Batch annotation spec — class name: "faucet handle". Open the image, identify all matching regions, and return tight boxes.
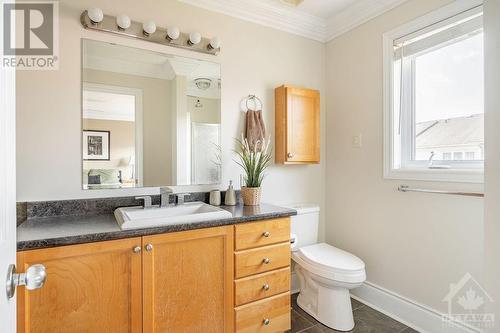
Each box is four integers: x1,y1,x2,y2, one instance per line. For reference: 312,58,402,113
160,186,173,194
176,193,190,205
135,196,152,209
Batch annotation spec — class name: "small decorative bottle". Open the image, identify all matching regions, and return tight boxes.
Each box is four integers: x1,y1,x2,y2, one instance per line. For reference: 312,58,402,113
224,180,236,206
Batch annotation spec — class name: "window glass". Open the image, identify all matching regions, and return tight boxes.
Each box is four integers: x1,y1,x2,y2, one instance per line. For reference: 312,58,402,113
414,33,484,161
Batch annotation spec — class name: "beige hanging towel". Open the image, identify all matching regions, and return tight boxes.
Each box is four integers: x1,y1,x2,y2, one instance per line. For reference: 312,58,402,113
245,110,266,150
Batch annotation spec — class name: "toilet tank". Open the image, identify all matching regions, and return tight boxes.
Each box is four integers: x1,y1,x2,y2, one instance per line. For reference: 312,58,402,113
286,204,320,251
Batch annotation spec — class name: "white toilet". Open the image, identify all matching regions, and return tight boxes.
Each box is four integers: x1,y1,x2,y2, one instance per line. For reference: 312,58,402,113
288,204,366,332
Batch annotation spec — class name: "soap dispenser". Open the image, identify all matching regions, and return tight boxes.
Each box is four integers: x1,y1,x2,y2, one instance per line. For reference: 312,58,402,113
224,180,236,206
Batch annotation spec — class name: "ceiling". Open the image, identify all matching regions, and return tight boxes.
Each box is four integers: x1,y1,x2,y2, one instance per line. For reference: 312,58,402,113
277,0,357,19
178,0,409,42
83,40,221,99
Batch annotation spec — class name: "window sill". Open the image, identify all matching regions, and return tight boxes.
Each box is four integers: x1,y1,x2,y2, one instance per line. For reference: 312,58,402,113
384,167,484,183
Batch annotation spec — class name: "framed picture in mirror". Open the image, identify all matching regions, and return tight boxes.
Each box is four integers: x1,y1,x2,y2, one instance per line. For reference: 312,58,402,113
83,130,110,160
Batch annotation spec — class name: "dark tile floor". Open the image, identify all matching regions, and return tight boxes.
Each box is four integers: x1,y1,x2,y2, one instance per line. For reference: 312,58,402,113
287,293,420,333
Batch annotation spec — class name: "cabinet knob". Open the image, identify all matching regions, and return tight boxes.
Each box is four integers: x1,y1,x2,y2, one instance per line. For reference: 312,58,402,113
145,243,153,252
262,284,270,291
287,152,294,158
262,231,270,238
263,318,270,326
133,246,141,253
262,258,271,264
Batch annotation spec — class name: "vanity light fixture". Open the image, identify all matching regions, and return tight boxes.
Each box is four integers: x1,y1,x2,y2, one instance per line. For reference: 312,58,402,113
166,26,180,42
208,37,221,50
142,21,157,37
194,78,212,90
80,11,220,55
188,32,202,46
87,8,104,25
116,14,131,30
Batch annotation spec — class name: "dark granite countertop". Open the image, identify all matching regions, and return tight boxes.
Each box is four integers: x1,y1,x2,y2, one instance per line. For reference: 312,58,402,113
17,203,297,251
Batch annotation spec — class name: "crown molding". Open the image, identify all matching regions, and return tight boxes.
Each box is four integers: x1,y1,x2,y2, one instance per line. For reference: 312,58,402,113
326,0,410,41
178,0,410,43
178,0,327,42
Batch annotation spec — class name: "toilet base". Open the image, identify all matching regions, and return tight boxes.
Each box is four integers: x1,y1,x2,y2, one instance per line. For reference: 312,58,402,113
295,267,358,332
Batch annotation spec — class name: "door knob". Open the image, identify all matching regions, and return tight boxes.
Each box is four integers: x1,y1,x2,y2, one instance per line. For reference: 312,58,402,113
145,243,154,252
6,264,46,299
133,246,141,253
263,318,270,325
287,152,294,158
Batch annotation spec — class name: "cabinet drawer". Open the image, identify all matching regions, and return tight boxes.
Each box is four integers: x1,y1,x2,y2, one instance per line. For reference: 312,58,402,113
235,292,291,333
235,218,290,250
235,243,290,279
235,267,290,306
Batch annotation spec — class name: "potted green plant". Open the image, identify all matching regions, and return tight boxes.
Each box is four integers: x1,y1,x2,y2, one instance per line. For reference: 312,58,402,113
234,135,272,206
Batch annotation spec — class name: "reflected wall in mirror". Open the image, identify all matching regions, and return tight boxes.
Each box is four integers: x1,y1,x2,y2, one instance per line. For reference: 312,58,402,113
82,39,221,189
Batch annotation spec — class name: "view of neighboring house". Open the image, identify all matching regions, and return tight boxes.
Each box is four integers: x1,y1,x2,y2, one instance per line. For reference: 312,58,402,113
415,114,484,161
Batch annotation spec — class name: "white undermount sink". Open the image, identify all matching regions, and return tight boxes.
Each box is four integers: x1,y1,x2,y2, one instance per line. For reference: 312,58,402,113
114,202,233,230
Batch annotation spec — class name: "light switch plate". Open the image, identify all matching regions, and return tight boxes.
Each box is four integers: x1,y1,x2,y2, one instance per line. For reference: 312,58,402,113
352,134,362,148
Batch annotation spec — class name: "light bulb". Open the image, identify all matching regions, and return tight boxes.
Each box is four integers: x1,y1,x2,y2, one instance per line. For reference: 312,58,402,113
166,26,180,41
208,37,221,50
116,14,131,30
188,32,202,46
87,8,103,24
142,21,156,36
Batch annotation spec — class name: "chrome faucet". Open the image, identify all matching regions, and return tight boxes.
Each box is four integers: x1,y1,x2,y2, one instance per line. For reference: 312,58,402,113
176,193,190,205
160,187,175,207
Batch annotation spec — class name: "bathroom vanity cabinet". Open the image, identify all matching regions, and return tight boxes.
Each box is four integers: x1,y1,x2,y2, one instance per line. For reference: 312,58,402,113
16,218,291,333
275,85,320,164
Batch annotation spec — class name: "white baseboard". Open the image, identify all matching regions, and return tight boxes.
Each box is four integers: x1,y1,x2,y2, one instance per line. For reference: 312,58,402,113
350,281,483,333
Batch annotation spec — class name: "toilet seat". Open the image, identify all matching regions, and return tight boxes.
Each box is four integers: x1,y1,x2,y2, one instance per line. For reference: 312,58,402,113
293,243,366,283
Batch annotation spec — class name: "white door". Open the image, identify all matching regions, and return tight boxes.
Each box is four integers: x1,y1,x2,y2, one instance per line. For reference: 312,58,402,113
484,0,500,331
0,33,17,332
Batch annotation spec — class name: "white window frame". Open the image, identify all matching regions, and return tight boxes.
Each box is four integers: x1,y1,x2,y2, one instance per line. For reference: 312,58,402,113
383,0,484,183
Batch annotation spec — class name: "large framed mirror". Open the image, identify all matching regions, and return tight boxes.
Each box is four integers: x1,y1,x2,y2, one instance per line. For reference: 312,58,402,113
81,39,221,189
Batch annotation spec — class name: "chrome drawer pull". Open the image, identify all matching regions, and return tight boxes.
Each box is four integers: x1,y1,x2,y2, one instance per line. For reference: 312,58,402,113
262,231,270,238
263,258,271,264
263,318,270,325
133,246,141,253
262,284,270,291
145,243,153,252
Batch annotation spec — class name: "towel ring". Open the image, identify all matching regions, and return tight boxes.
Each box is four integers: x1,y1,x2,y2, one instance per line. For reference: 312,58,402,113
245,95,263,111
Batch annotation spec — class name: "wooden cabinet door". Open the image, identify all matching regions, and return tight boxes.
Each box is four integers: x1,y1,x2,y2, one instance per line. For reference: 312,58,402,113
17,238,143,333
286,87,320,163
143,226,234,333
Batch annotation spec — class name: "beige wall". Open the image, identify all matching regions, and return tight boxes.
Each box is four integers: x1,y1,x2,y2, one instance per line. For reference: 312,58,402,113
82,119,135,179
484,0,500,328
16,0,326,236
83,68,172,186
188,96,220,124
325,0,484,313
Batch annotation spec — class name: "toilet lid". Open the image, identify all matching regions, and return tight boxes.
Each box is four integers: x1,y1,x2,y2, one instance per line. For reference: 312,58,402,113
298,243,365,272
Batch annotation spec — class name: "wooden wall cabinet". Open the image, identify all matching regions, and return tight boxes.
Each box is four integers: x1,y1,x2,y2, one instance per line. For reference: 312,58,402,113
17,226,234,333
275,85,320,164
